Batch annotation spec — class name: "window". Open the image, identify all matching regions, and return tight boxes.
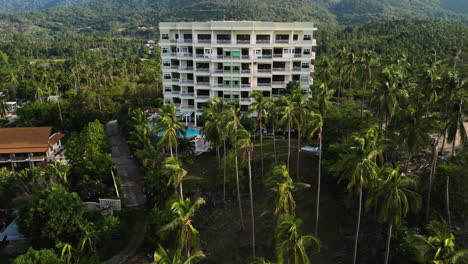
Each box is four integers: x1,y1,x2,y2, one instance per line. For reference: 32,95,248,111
233,80,239,85
233,66,240,71
303,35,311,40
164,99,172,104
300,76,309,82
233,94,239,99
255,49,262,55
163,61,170,66
224,51,232,56
162,34,169,40
224,94,231,99
204,49,212,54
224,80,231,85
164,74,171,79
301,62,309,68
224,66,231,71
303,48,311,55
293,34,298,41
162,48,170,54
232,51,240,57
182,48,188,53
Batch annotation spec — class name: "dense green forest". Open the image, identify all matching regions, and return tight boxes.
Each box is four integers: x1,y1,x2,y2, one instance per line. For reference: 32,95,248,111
0,0,88,12
0,0,467,263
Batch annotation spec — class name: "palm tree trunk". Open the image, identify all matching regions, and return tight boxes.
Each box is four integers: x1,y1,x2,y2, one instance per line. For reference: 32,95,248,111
235,152,245,229
179,182,184,200
451,140,456,158
315,130,322,236
223,138,227,203
426,141,438,223
248,151,256,257
273,123,277,163
446,175,451,228
170,146,173,158
384,219,393,264
287,120,291,169
353,183,363,264
260,118,264,180
361,81,367,118
296,128,301,179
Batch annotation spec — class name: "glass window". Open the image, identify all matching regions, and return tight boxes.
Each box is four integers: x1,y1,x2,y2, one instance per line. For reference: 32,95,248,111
232,51,240,57
224,51,232,56
233,80,239,85
303,35,311,40
293,34,298,41
164,74,171,79
224,66,231,71
162,48,170,53
303,48,311,55
300,76,309,82
162,34,169,39
301,63,309,68
224,80,231,85
163,61,170,66
255,49,262,55
204,49,212,54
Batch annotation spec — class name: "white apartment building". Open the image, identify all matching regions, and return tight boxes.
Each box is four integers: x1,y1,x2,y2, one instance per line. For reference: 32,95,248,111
159,21,317,126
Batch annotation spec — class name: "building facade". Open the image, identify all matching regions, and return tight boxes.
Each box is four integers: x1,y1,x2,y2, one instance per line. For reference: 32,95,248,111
159,21,317,126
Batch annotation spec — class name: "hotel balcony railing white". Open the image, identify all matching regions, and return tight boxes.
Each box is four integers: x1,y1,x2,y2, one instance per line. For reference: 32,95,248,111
180,80,194,84
196,108,204,113
172,91,181,95
172,78,180,82
241,55,251,59
213,69,224,73
256,39,270,44
173,103,182,108
294,54,302,58
180,104,195,109
273,68,286,71
178,53,193,57
196,68,210,72
198,39,212,44
196,95,211,99
257,69,272,73
236,40,251,44
312,52,316,60
273,54,283,58
241,84,251,88
170,39,178,43
196,82,210,86
170,52,177,56
171,65,180,69
180,67,194,71
241,69,251,73
272,81,286,85
258,55,273,59
257,83,271,87
275,39,289,43
195,54,211,58
182,39,193,43
292,67,301,72
240,98,252,102
217,40,232,44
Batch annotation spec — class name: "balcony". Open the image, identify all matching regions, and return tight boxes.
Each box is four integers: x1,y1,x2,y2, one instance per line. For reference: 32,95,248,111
241,84,251,88
180,104,195,109
198,39,212,44
180,80,194,84
257,69,272,73
178,53,193,58
312,39,317,46
196,68,210,72
172,78,180,82
237,40,251,44
196,95,211,99
275,39,289,44
257,83,271,87
273,68,286,71
240,98,252,102
170,39,178,43
259,55,272,59
180,67,193,71
170,53,177,56
195,54,211,59
217,55,224,59
294,54,302,58
172,90,181,95
213,69,224,73
180,93,195,97
171,65,180,70
217,40,232,44
196,82,210,86
241,69,251,74
292,67,301,72
272,81,285,85
273,54,283,58
183,39,193,43
241,55,251,59
256,40,270,44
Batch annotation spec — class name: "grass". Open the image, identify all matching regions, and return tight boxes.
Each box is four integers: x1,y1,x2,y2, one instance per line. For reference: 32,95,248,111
185,139,357,263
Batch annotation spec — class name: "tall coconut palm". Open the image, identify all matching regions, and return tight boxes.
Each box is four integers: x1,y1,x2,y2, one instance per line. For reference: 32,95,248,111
344,51,358,99
238,129,256,257
159,198,206,258
314,82,334,115
265,97,279,163
293,96,307,179
275,215,320,264
250,91,268,179
163,157,188,200
266,164,310,218
366,166,421,264
359,50,378,117
334,125,382,264
303,111,323,236
226,104,245,228
156,104,186,157
335,47,348,103
279,96,297,170
153,244,205,264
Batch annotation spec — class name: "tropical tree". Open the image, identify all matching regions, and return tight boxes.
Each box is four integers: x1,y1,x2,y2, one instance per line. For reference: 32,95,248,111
266,164,310,218
250,90,268,179
153,244,205,264
237,128,256,257
279,96,297,170
78,222,100,253
303,111,323,236
155,103,186,157
333,125,382,264
314,82,334,115
265,97,279,162
366,166,421,264
163,157,188,200
275,215,320,264
359,50,378,116
159,198,206,258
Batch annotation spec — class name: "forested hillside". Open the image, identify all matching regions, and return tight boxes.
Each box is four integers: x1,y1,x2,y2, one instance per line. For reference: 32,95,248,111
0,0,88,12
0,0,466,35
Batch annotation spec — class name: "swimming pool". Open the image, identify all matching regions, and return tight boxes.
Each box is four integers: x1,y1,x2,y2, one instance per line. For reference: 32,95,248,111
157,128,202,138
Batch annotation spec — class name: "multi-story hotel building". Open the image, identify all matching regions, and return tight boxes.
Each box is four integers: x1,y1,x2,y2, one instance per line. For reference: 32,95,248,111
159,21,317,126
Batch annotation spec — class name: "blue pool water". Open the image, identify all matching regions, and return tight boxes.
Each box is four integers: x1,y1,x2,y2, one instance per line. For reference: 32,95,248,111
157,128,202,138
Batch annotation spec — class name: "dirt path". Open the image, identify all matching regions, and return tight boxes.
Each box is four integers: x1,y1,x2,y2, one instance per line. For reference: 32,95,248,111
106,120,146,206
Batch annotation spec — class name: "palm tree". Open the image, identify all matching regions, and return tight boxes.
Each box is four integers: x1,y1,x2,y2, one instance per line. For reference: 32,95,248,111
293,96,307,179
163,157,188,200
155,104,186,157
344,51,358,99
275,215,320,264
366,166,421,264
160,198,206,258
250,91,268,179
265,97,280,162
238,129,256,257
226,103,245,229
314,82,334,115
303,111,323,236
153,244,205,264
335,47,348,103
46,161,70,186
359,50,378,117
334,125,382,264
279,96,297,170
266,164,310,218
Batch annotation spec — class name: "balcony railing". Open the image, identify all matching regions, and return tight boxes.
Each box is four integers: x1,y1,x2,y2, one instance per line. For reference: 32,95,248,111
217,55,224,59
172,91,181,94
180,80,194,84
273,68,286,71
170,39,178,43
170,53,177,56
272,81,285,85
178,53,193,57
196,82,210,86
171,66,180,69
213,69,224,73
273,54,283,58
275,39,289,43
180,104,195,109
241,55,251,59
259,55,272,59
236,40,251,44
198,39,211,44
183,39,193,43
180,67,193,71
241,98,252,102
241,69,251,73
172,78,180,82
195,54,211,59
217,40,231,44
256,39,270,44
197,95,211,99
257,69,272,73
258,83,271,87
196,68,210,72
241,84,251,88
294,54,302,58
292,67,301,71
180,93,195,97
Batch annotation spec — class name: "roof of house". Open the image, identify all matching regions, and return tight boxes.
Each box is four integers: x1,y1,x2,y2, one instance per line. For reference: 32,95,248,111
0,127,65,154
